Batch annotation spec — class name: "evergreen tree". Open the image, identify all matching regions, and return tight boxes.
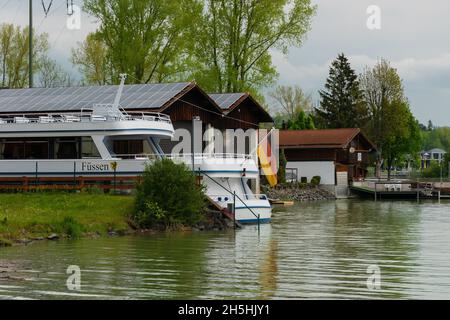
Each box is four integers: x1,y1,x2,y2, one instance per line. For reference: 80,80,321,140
316,53,368,128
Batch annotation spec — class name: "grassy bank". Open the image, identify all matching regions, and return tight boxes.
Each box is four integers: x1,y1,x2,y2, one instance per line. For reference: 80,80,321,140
0,193,135,243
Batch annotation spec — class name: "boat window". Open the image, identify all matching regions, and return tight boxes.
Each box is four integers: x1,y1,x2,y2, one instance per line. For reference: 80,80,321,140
55,138,80,159
81,137,101,159
0,139,49,159
113,140,143,156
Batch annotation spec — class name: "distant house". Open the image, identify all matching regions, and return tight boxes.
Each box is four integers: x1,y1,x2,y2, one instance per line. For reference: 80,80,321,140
420,148,447,168
279,128,377,190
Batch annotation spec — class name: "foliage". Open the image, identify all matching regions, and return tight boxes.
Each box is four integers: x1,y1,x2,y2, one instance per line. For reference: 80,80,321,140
310,176,321,186
57,216,84,239
0,23,49,88
71,33,111,85
133,159,206,229
277,149,287,184
287,110,315,130
80,0,203,84
274,110,315,130
360,59,422,179
420,158,449,179
188,0,316,94
269,85,314,119
421,127,450,152
38,56,72,87
315,53,368,129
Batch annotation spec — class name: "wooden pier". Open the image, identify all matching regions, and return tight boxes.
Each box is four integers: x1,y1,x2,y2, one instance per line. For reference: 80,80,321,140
350,180,445,201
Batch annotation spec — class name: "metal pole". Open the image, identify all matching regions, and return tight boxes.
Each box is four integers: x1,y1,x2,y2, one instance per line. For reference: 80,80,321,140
35,161,38,187
29,0,33,88
114,167,117,194
233,191,236,230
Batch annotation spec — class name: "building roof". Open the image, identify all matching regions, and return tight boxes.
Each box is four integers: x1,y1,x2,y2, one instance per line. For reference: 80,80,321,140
209,92,273,123
0,82,194,113
0,83,273,126
209,93,247,110
279,128,376,150
425,148,447,154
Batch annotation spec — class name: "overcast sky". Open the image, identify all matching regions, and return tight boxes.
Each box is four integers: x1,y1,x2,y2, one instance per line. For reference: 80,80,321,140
1,0,449,125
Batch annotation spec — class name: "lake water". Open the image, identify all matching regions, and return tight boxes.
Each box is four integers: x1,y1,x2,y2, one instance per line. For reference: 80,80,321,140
1,199,450,299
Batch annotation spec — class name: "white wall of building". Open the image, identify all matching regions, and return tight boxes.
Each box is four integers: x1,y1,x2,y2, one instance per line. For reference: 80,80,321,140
286,161,335,185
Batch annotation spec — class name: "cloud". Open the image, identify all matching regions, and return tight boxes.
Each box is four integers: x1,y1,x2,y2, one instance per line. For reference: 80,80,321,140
271,51,450,125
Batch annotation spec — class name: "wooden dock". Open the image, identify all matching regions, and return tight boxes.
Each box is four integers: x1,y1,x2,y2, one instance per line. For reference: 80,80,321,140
269,199,295,206
350,181,444,201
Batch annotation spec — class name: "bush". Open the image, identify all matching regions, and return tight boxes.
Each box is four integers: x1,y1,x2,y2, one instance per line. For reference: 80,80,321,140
300,177,308,183
57,216,84,239
421,162,446,178
310,176,321,186
277,149,287,184
133,158,206,229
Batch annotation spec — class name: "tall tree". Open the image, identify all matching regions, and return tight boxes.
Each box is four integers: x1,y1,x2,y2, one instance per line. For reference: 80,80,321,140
315,53,368,129
38,56,72,88
360,59,422,179
269,85,313,119
71,34,111,85
0,24,49,88
81,0,202,84
189,0,316,94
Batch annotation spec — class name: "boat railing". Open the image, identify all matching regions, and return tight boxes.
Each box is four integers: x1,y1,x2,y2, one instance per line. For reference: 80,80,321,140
0,110,171,125
110,153,252,161
111,153,160,160
209,194,268,201
167,153,253,161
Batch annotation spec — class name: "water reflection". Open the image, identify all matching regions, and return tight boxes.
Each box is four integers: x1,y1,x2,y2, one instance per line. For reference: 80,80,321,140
1,199,450,299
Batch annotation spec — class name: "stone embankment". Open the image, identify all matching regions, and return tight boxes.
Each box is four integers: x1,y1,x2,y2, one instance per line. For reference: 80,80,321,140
265,184,336,202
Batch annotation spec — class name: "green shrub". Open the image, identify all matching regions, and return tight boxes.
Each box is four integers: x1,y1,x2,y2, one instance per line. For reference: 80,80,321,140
311,176,321,186
0,238,12,247
57,216,84,239
421,162,446,178
300,177,308,183
277,149,287,184
133,159,206,229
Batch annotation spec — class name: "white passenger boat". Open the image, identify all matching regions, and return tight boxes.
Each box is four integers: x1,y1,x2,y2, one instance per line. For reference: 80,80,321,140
0,76,271,224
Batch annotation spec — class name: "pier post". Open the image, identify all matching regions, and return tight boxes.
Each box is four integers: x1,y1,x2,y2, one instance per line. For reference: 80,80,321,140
233,191,236,230
257,214,260,235
417,183,420,203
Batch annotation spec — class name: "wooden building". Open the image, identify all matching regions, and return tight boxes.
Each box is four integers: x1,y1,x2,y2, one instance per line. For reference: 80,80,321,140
279,128,377,188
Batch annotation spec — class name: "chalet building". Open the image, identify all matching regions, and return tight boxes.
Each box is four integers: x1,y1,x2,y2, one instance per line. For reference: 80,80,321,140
279,128,377,194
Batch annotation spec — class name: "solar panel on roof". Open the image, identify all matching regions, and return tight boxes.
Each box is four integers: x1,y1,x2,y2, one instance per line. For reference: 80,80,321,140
0,82,192,113
209,93,246,109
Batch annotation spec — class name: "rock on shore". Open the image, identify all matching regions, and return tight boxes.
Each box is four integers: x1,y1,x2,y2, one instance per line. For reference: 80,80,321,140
265,184,336,202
